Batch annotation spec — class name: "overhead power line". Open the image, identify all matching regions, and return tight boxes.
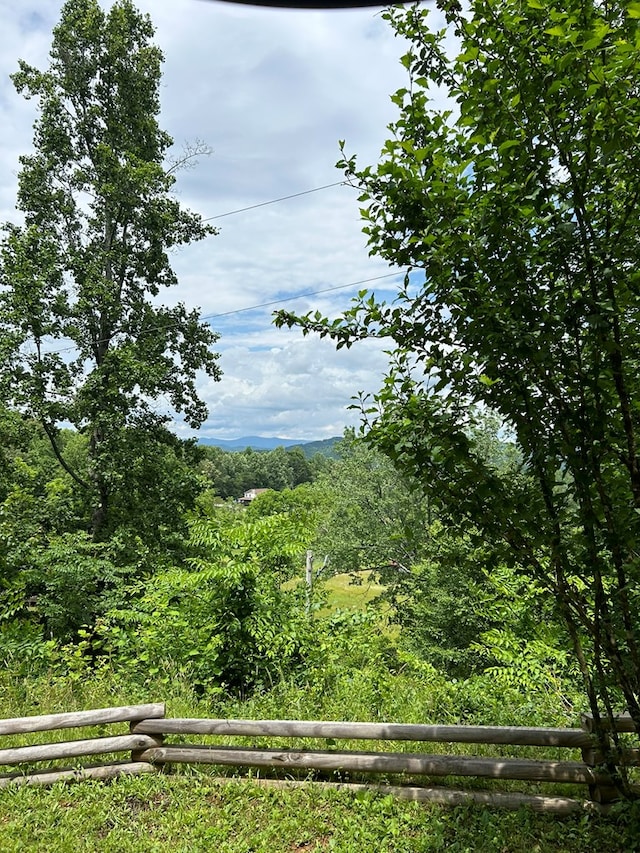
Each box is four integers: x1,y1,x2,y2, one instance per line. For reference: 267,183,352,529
205,271,401,320
43,270,404,356
29,180,398,355
203,180,349,221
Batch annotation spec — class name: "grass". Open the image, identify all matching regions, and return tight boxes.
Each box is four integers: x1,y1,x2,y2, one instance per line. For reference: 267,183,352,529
284,570,385,613
0,773,635,853
315,571,387,615
0,667,636,852
0,606,637,851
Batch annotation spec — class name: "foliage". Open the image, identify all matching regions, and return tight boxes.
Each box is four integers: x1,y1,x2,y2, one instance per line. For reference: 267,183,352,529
393,527,498,678
243,483,329,584
92,507,316,695
0,619,61,681
310,432,430,576
95,428,206,549
276,0,640,794
5,533,128,639
384,416,557,679
0,414,200,659
0,0,220,539
0,529,161,662
473,563,574,699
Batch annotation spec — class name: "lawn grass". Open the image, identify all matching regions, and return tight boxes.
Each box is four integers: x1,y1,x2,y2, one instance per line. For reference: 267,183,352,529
0,668,634,852
0,772,633,853
0,609,636,852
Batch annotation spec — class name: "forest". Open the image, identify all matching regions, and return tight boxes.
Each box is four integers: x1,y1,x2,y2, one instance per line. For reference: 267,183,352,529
1,0,640,849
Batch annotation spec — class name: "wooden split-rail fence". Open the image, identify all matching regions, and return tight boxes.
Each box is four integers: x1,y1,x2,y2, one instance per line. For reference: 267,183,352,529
0,703,637,814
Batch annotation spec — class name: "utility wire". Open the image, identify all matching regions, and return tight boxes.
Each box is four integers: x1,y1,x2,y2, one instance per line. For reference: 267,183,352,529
203,180,349,221
206,271,400,319
42,270,404,356
4,179,349,235
31,179,389,355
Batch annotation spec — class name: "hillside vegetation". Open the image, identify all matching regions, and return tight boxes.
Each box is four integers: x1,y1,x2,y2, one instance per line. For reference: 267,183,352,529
0,417,635,849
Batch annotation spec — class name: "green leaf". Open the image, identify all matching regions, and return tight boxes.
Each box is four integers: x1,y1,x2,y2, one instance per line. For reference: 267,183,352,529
478,374,499,387
498,139,520,154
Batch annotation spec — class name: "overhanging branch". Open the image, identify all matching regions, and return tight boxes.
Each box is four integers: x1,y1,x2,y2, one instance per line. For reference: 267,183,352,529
40,418,91,492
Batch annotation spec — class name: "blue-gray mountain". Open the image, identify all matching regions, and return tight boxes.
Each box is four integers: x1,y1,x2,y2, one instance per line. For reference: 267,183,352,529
198,436,340,456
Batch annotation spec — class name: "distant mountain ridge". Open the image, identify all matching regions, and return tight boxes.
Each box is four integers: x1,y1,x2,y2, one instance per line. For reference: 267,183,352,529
290,437,341,458
198,436,340,456
198,435,303,451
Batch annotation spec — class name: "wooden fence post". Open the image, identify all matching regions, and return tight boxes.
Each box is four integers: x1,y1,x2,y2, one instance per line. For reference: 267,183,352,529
580,718,619,804
305,550,313,616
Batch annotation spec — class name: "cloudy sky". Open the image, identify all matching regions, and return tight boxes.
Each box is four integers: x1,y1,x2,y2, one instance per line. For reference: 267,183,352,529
0,0,442,442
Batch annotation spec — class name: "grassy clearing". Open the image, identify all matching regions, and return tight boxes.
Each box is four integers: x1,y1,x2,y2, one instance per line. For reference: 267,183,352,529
0,668,633,852
316,571,387,615
0,773,633,853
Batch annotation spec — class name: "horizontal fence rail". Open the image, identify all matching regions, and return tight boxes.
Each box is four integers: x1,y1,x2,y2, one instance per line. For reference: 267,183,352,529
582,713,637,733
0,704,166,791
132,718,595,748
136,744,610,785
237,777,595,815
0,703,165,736
0,761,158,790
0,734,161,766
1,703,637,814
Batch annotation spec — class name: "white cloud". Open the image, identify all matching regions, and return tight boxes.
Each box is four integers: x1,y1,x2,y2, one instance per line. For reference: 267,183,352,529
176,332,391,441
0,0,428,441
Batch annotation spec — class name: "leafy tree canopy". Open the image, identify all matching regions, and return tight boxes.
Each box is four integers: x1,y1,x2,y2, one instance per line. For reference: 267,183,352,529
309,431,431,576
201,445,315,500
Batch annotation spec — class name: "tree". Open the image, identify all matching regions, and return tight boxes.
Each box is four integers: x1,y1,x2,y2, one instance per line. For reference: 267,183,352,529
310,432,430,576
0,0,220,539
277,0,640,795
95,504,315,695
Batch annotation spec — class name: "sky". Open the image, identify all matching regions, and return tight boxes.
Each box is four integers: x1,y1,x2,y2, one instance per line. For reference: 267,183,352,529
0,0,443,442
